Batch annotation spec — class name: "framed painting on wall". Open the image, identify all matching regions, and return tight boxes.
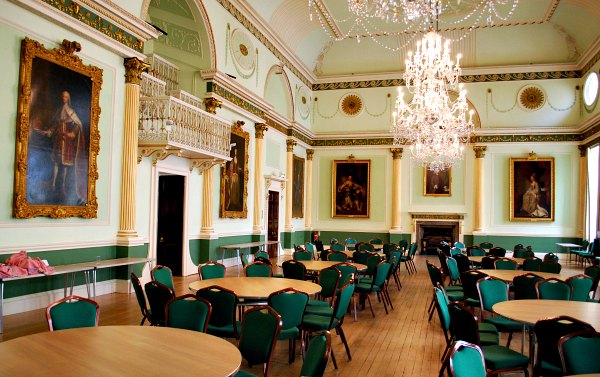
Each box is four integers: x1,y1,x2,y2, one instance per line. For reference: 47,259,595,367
332,156,370,218
292,155,304,218
510,154,554,222
220,121,249,218
423,168,452,196
13,38,102,219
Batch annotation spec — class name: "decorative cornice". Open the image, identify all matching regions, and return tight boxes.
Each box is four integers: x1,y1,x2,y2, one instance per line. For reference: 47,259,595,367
411,213,465,220
207,82,265,119
124,57,150,85
390,148,403,159
472,146,487,159
311,138,393,147
470,134,582,143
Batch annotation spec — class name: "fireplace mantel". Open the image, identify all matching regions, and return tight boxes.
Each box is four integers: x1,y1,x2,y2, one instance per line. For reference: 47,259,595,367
410,213,465,220
410,213,465,252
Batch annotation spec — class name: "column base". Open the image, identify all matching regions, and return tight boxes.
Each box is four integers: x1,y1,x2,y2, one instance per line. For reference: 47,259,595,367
116,235,146,247
199,230,219,240
284,225,294,232
389,227,404,233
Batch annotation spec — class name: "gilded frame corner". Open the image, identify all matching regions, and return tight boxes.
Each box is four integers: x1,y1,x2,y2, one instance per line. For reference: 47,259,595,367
220,122,249,218
509,157,555,222
13,38,102,219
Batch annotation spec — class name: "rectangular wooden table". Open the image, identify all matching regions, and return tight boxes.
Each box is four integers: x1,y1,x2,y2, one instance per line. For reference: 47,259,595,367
220,241,280,264
556,242,582,262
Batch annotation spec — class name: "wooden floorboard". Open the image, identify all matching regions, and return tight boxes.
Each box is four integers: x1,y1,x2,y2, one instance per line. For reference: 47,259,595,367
0,254,588,376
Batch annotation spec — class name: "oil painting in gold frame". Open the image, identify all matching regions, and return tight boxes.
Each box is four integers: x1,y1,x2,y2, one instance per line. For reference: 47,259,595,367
332,157,370,218
220,122,249,218
13,38,102,219
292,155,304,218
423,168,452,196
510,155,554,222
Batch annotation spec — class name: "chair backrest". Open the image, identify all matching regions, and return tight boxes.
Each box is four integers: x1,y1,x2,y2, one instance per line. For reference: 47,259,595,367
534,315,594,375
130,272,150,324
365,254,383,277
450,247,463,256
426,261,445,288
151,265,174,291
352,250,369,265
369,238,383,245
559,330,600,375
144,280,175,326
255,251,269,260
513,248,527,258
460,270,488,301
489,247,506,257
536,278,572,300
522,257,542,271
331,243,346,252
448,341,487,377
281,259,306,280
372,261,391,288
327,251,348,262
333,263,357,286
454,242,466,249
480,256,497,269
46,295,99,331
408,242,418,258
494,257,518,270
448,303,480,346
382,243,397,257
479,242,493,249
304,242,315,253
319,249,331,262
294,250,314,261
268,288,308,331
244,261,273,277
333,282,355,323
433,286,451,333
469,247,486,257
476,276,509,313
437,250,451,277
512,273,543,300
389,250,403,273
254,256,272,265
195,285,239,338
584,265,600,296
543,252,559,262
453,254,471,274
358,243,374,252
300,331,332,377
166,294,212,332
317,267,341,301
567,274,594,302
344,238,357,251
446,257,461,283
238,306,282,377
198,261,226,280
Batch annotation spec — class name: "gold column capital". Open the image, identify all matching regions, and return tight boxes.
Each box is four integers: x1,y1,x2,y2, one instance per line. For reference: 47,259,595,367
306,149,314,160
578,145,587,157
123,57,150,85
286,139,296,152
390,148,404,159
204,98,222,114
255,123,268,139
473,145,487,159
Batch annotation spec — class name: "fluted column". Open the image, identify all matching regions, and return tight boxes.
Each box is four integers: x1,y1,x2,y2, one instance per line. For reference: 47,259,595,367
117,58,149,242
473,146,487,232
304,150,314,230
390,148,403,231
285,140,296,232
253,124,268,232
201,166,215,234
578,146,587,237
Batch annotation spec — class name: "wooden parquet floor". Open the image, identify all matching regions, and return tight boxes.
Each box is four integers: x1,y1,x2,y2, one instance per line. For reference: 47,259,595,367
0,255,587,376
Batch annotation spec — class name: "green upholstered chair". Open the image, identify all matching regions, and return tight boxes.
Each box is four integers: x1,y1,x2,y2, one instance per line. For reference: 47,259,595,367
450,247,463,256
584,265,600,299
301,281,355,370
240,253,250,267
480,256,497,269
268,288,308,364
382,243,397,258
401,242,418,274
454,242,466,249
479,242,494,250
533,315,594,377
330,243,345,252
536,278,572,300
512,273,543,300
426,261,464,321
304,243,317,259
476,277,522,348
388,250,403,290
198,261,226,280
46,295,99,331
255,251,269,260
166,294,212,333
144,280,175,327
559,330,600,375
469,247,486,257
513,248,527,258
293,250,313,261
447,303,529,377
453,254,471,274
448,341,487,377
540,260,562,273
489,247,506,258
327,251,348,262
446,257,461,286
299,331,331,377
352,250,369,265
195,285,241,340
369,238,383,247
344,238,357,251
281,259,306,281
305,267,340,312
355,261,392,317
151,265,175,292
397,239,409,252
244,261,273,277
566,274,594,302
523,257,542,271
493,258,518,270
358,243,374,252
235,306,282,377
130,272,153,326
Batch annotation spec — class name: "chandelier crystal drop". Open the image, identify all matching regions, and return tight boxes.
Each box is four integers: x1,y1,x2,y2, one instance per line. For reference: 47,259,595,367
392,30,474,172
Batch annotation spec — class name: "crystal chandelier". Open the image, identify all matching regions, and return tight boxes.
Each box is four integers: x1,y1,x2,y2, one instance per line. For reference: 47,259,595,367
347,0,440,25
392,29,474,172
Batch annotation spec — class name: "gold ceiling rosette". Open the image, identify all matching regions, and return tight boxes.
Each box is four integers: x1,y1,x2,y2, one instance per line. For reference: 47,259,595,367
518,85,546,111
340,93,363,116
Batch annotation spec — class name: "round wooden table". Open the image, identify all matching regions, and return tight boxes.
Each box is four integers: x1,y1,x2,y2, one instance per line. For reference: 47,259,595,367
0,326,241,376
469,256,526,265
476,269,573,282
188,277,321,299
493,300,600,330
289,260,367,273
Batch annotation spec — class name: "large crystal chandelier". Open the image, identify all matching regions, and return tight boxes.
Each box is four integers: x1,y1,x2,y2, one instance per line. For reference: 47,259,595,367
347,0,440,25
392,29,474,172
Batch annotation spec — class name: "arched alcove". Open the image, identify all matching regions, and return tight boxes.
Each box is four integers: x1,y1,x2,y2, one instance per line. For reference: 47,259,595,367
264,65,293,120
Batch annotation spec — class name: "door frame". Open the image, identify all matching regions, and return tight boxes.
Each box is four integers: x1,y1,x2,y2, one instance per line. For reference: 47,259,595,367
264,176,285,256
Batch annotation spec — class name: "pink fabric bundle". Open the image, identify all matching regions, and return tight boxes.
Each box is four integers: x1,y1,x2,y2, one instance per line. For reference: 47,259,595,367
0,264,28,278
3,251,55,275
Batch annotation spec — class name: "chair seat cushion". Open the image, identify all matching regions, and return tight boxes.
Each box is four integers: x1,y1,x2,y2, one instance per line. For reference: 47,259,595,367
484,316,523,331
446,290,465,301
481,345,529,370
234,370,257,377
278,326,300,340
302,314,337,331
306,299,330,307
478,322,499,334
480,331,500,346
538,360,563,376
355,283,381,293
304,306,334,316
207,321,241,338
272,273,284,278
446,286,463,291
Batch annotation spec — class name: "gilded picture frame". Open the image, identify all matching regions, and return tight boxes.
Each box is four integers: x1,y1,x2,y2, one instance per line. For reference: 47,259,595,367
292,155,304,218
510,155,554,222
332,158,370,218
220,122,249,218
423,168,452,196
13,38,102,219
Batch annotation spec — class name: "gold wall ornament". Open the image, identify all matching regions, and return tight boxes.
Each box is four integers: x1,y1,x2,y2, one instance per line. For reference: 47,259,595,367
204,97,222,114
13,38,102,219
124,57,150,85
390,148,404,159
527,151,538,160
518,85,546,111
340,93,363,116
220,122,249,218
473,146,487,159
306,149,314,160
286,139,296,152
254,123,268,139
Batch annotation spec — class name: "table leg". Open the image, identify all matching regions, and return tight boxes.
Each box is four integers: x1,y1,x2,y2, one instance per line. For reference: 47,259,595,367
63,275,68,297
69,273,75,296
0,282,4,333
92,268,97,300
84,271,91,298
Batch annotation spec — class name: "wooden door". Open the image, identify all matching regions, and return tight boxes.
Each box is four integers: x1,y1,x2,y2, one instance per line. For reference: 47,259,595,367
267,191,279,257
156,175,184,276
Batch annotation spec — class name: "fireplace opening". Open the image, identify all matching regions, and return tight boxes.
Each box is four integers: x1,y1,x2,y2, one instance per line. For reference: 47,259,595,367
416,221,459,255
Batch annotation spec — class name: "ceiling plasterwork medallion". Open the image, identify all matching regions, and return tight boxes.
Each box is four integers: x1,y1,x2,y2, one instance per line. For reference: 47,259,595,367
518,85,546,111
296,86,311,120
230,28,256,76
340,93,363,117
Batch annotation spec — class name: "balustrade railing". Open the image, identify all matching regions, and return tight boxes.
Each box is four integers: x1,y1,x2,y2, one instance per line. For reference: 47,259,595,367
140,72,167,97
146,54,179,92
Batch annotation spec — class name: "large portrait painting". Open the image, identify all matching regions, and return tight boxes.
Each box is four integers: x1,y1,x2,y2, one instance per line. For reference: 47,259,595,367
424,168,452,196
220,121,249,218
510,155,554,222
332,157,370,218
13,38,102,219
292,155,304,218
